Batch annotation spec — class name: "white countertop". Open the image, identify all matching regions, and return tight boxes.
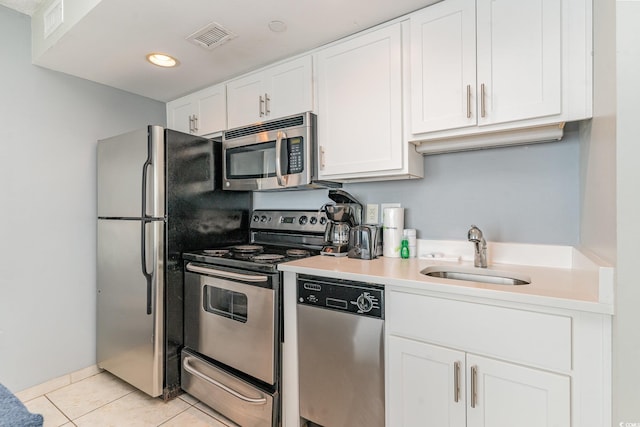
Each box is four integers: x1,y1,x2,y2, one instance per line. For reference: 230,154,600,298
279,240,614,314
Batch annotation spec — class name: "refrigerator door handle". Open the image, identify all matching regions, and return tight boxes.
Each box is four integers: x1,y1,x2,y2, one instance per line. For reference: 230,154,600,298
141,139,153,315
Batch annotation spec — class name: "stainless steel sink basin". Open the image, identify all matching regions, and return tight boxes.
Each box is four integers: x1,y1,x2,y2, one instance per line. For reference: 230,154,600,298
420,266,531,286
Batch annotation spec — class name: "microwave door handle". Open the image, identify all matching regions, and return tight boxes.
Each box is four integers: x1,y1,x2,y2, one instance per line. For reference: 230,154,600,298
275,131,285,187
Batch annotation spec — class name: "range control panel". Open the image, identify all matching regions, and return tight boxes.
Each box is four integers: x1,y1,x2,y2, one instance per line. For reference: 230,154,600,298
297,275,384,319
251,210,328,234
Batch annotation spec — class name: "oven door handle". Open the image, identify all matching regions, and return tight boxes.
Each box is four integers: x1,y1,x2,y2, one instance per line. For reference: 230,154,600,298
183,356,268,405
186,263,269,283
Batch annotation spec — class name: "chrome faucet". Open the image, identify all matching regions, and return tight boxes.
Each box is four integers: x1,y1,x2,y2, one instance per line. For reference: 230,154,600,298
467,225,487,268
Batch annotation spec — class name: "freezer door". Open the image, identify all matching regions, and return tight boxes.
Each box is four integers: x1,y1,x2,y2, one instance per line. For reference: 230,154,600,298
97,126,165,218
97,218,164,397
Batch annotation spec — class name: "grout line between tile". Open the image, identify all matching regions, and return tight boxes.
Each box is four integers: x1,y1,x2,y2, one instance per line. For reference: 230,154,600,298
192,404,234,427
43,395,72,426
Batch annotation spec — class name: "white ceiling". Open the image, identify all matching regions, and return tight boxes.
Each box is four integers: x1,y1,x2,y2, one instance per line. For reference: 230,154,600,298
1,0,438,102
0,0,42,15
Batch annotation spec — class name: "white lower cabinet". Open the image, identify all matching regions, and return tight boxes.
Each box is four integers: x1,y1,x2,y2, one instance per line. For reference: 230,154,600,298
388,336,466,426
466,353,570,427
388,337,570,427
386,289,609,427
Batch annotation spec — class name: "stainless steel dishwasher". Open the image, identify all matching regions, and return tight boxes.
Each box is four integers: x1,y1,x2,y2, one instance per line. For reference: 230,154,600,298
297,275,384,427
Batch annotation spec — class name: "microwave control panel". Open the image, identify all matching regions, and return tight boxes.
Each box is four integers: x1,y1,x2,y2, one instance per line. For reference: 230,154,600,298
288,137,304,174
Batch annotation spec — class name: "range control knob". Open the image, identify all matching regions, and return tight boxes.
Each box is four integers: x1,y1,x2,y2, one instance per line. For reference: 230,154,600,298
261,215,268,223
355,292,376,313
253,215,260,222
299,215,308,225
309,216,318,225
319,217,328,225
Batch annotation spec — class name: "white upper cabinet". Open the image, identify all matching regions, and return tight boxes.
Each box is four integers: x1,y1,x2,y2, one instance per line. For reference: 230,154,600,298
167,97,194,135
410,0,592,152
476,0,561,126
226,56,313,129
166,84,226,136
410,0,477,133
316,22,423,182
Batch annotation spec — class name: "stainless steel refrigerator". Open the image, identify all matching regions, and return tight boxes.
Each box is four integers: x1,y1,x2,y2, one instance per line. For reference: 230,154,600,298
97,126,251,398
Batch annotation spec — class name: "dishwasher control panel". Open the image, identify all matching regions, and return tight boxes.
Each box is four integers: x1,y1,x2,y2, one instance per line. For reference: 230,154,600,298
297,275,384,318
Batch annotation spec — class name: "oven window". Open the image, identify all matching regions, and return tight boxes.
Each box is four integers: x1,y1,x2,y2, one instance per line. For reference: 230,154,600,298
203,286,248,323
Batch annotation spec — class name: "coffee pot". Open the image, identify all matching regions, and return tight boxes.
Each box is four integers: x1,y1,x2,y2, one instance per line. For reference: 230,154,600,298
321,190,363,256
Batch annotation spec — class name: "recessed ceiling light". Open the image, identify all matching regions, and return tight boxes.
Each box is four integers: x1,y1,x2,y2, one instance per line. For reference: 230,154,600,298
146,53,179,68
268,20,287,33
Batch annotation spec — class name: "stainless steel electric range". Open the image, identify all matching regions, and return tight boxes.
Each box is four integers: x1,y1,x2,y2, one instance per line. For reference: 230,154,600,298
181,209,327,427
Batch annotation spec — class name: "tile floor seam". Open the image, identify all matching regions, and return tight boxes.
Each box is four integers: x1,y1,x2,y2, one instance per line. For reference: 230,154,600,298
24,372,230,426
156,405,193,427
191,405,232,426
66,388,137,423
43,394,72,426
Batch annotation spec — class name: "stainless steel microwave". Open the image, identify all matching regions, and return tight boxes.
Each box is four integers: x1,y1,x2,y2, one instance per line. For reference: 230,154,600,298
222,112,340,191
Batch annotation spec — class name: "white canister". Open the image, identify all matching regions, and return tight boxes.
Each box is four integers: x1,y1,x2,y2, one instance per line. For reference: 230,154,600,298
383,207,404,257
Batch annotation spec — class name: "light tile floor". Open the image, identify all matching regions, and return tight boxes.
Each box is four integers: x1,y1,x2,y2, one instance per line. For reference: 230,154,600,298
19,371,237,427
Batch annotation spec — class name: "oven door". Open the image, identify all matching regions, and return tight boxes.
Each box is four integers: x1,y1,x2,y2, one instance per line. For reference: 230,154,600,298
184,262,278,385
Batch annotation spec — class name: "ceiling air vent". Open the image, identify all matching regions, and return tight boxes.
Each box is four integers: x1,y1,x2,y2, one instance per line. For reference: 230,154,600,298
186,22,236,50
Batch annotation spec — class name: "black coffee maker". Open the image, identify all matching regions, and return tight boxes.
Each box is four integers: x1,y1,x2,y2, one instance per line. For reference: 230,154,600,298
321,190,363,256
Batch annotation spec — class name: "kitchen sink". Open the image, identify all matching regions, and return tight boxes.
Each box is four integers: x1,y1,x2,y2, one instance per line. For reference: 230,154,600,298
420,266,531,286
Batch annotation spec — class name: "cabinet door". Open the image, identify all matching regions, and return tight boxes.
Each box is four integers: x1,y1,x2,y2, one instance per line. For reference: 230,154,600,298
195,84,226,135
166,96,195,134
266,56,313,120
410,0,476,133
476,0,561,126
466,354,570,427
317,23,403,179
226,71,264,129
388,336,466,427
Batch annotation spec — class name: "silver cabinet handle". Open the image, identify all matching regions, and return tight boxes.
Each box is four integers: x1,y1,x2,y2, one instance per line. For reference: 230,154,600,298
193,115,198,133
183,356,268,405
480,83,486,118
454,361,461,402
259,95,265,117
275,130,286,186
466,85,471,119
186,262,268,282
470,365,478,408
188,115,193,133
264,93,270,115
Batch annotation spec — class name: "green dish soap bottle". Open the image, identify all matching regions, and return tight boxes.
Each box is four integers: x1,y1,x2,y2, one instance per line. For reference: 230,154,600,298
400,238,410,259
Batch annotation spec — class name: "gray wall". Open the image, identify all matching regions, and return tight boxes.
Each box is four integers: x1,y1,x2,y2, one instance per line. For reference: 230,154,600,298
0,6,165,391
255,131,580,246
